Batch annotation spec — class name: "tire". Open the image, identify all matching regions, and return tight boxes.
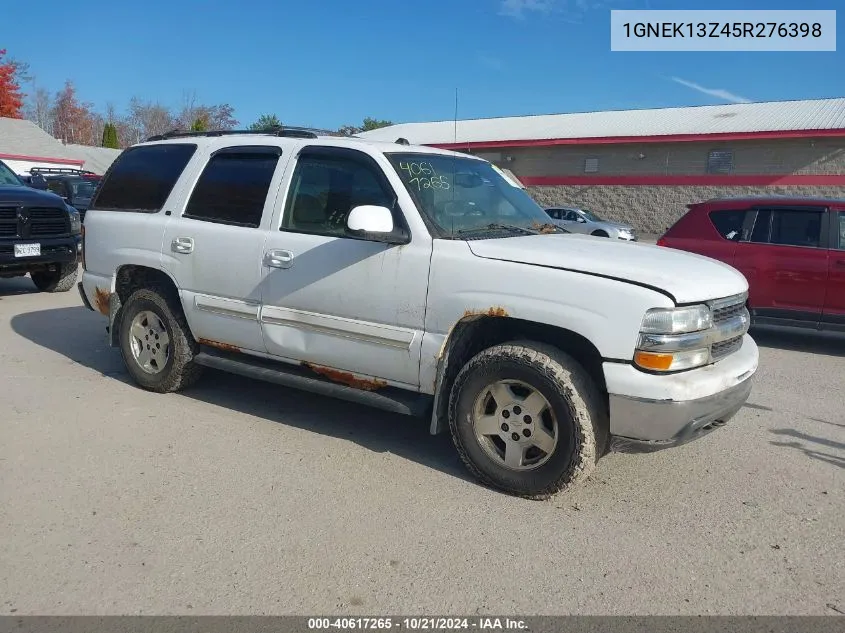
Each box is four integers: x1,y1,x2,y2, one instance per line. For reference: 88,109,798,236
118,286,203,393
448,341,607,499
591,230,609,238
31,263,78,293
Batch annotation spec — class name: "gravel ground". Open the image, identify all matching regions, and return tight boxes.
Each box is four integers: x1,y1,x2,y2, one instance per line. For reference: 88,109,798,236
1,273,843,616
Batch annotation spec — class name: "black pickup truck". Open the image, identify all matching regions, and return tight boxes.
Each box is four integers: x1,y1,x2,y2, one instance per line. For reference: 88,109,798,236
0,158,82,292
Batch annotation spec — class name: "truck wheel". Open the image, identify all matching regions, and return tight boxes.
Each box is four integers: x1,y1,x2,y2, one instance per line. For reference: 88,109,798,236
118,287,203,393
31,264,78,293
448,341,607,499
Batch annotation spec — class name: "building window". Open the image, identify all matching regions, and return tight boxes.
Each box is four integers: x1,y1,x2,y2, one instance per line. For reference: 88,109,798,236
584,157,599,173
707,150,734,174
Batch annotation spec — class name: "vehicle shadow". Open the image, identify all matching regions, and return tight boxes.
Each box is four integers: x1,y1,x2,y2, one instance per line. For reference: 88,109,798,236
0,276,38,297
769,428,845,470
750,325,845,358
10,306,470,483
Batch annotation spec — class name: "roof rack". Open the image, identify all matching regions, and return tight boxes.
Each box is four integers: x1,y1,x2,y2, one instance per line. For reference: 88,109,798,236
29,167,99,177
144,125,346,143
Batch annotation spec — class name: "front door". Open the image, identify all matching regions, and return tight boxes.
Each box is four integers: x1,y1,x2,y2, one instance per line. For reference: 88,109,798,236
823,209,845,330
259,146,432,389
161,144,288,353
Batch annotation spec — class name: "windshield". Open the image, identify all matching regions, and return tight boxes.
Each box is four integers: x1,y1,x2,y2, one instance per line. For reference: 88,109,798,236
0,161,22,186
580,209,603,222
386,152,558,238
71,179,97,197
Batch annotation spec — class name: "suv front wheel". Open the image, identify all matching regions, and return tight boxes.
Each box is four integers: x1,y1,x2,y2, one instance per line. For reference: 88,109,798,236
448,341,607,499
118,287,203,393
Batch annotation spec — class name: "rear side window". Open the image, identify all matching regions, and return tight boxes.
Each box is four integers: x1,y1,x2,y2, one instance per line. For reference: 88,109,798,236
184,147,281,228
92,144,197,212
770,209,823,248
709,210,746,241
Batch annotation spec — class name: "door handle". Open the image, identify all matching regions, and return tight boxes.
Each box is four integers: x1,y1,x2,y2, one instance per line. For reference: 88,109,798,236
265,249,294,269
171,237,194,254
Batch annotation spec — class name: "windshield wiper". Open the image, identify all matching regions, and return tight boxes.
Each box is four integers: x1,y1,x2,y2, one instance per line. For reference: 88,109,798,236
455,223,540,237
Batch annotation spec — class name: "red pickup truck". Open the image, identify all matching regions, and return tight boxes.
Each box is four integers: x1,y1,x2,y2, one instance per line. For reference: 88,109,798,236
658,196,845,333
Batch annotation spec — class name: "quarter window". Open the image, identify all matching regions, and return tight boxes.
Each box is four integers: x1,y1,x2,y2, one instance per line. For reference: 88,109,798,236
184,148,281,228
282,155,394,237
709,210,747,241
92,143,197,212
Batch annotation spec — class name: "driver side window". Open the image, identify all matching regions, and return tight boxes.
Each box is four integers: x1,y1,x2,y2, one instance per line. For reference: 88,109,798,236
282,155,393,237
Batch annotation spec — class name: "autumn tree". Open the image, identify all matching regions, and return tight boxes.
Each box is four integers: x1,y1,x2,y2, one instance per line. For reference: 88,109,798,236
0,49,25,118
249,113,282,131
52,80,96,144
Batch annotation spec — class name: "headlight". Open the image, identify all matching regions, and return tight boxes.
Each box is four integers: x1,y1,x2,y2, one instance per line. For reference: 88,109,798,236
640,305,711,334
68,209,82,234
635,305,713,372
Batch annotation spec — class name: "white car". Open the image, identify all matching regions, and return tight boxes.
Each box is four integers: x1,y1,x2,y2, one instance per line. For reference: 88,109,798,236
78,128,758,499
545,206,638,241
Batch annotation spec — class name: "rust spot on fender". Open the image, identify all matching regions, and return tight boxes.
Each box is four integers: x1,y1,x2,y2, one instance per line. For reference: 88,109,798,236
463,306,509,318
198,338,241,353
531,222,559,234
302,362,388,391
94,287,110,316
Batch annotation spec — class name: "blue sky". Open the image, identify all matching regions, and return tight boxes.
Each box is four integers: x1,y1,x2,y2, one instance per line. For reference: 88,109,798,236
2,0,843,129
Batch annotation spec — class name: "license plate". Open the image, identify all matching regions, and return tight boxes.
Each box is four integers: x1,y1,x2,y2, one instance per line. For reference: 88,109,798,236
14,243,41,258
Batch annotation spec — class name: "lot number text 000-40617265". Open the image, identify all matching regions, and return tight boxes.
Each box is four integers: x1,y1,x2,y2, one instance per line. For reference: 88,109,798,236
397,161,451,192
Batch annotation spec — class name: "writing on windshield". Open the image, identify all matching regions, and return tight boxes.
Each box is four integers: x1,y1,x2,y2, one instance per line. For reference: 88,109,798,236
397,161,451,192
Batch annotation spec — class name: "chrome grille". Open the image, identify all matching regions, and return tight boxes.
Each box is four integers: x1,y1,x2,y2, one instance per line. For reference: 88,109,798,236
711,336,743,361
713,302,745,325
707,293,749,362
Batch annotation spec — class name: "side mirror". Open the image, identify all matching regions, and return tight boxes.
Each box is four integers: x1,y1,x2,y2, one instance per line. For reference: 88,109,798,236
346,205,408,244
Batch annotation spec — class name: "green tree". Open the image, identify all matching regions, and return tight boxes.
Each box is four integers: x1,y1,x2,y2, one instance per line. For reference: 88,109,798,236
248,114,282,132
101,122,119,148
190,117,207,132
337,117,393,136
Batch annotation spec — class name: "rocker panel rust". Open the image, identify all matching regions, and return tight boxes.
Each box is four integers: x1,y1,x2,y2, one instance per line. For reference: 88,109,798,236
198,338,241,353
302,362,388,392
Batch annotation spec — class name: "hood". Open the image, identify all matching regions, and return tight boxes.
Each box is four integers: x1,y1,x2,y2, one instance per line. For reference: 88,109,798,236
0,185,66,206
466,233,748,304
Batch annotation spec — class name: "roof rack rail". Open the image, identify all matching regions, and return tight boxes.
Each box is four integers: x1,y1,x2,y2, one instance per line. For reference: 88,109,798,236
29,167,98,176
144,126,341,142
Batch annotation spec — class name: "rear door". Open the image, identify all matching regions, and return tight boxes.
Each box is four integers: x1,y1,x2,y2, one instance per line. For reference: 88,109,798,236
161,144,290,353
733,205,829,326
822,209,845,331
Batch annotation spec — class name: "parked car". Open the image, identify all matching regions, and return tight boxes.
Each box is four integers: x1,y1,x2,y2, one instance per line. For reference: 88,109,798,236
0,159,82,292
544,206,637,241
657,196,845,333
31,168,100,221
79,128,757,499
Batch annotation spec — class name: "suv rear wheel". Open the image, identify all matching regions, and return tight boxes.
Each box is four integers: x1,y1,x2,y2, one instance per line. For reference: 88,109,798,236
448,341,607,499
118,287,203,393
31,263,78,293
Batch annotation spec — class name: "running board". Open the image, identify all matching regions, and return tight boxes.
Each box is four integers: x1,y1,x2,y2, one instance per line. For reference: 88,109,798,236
193,349,431,418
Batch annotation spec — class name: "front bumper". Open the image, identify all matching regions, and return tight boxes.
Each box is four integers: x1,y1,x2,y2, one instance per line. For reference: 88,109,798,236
609,376,753,452
604,334,758,452
0,236,81,272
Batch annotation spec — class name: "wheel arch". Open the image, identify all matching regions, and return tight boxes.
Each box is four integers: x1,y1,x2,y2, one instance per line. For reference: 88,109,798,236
107,264,183,348
429,315,609,435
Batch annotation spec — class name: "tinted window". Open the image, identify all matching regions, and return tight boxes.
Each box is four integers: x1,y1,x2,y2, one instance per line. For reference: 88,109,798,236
770,209,823,248
282,155,393,236
46,180,66,196
709,210,746,241
749,210,771,243
546,209,562,220
92,144,197,212
184,149,281,228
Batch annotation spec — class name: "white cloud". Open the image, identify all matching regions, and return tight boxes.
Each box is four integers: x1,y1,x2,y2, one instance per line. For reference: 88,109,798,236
499,0,556,19
670,77,752,104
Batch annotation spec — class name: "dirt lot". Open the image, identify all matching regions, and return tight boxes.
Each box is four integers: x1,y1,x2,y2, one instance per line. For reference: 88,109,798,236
1,273,843,615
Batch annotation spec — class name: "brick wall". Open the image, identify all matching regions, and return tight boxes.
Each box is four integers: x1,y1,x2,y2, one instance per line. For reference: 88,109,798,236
478,138,845,177
528,184,845,234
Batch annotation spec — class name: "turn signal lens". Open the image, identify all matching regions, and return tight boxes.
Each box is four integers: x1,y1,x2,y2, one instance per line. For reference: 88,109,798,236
634,348,710,372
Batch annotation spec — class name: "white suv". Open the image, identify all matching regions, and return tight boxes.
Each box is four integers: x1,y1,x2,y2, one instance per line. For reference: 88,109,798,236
78,128,758,499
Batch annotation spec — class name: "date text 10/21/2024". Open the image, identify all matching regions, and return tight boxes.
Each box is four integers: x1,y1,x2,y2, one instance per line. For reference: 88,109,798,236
307,617,528,630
